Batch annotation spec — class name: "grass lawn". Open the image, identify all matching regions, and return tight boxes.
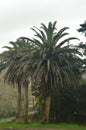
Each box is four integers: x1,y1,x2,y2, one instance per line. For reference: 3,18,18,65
0,122,86,130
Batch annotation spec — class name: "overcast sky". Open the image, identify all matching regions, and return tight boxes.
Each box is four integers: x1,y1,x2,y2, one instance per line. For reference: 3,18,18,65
0,0,86,52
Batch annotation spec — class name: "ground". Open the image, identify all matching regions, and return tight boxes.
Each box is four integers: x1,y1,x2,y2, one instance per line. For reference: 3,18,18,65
0,129,63,130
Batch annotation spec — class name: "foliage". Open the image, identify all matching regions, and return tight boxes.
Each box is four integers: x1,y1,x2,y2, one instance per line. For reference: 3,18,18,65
77,21,86,71
77,21,86,36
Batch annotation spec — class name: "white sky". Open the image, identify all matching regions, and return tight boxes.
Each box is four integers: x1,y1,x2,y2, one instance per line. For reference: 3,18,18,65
0,0,86,52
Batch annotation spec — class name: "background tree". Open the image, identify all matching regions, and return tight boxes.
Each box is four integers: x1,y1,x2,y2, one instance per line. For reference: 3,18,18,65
0,38,33,122
77,21,86,36
77,21,86,71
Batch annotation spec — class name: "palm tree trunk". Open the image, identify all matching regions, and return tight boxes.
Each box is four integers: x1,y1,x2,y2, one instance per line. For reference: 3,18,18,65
24,81,29,123
44,96,51,122
16,84,21,121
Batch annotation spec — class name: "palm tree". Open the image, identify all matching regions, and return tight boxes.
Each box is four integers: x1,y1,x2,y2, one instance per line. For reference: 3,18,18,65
0,49,22,120
21,21,83,122
0,38,33,122
0,21,83,123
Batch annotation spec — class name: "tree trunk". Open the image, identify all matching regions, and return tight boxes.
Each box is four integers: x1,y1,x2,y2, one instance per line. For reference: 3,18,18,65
44,96,51,122
24,82,29,123
16,84,21,121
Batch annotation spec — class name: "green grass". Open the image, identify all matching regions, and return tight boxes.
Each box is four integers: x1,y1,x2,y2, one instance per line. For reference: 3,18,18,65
0,122,86,130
